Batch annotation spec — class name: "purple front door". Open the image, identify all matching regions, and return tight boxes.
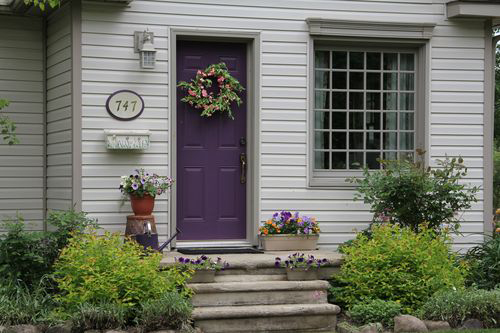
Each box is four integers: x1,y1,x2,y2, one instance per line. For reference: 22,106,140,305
176,40,247,241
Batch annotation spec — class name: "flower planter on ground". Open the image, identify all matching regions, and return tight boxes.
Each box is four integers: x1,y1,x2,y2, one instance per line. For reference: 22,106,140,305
260,234,319,251
259,211,320,251
190,268,216,283
286,267,319,281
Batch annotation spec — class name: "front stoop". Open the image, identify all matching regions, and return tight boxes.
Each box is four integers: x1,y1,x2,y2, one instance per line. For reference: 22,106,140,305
162,251,343,333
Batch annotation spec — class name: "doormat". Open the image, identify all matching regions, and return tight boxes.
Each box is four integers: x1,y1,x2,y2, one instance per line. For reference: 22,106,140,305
177,247,264,254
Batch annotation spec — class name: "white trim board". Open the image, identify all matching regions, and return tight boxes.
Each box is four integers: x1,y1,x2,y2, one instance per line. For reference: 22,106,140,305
448,2,500,19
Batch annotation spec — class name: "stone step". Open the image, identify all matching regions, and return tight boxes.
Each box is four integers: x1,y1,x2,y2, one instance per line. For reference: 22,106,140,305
190,280,330,307
192,303,341,333
214,274,286,282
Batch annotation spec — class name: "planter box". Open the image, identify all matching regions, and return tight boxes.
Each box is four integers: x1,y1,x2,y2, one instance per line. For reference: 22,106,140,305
190,269,216,283
259,234,319,251
286,268,319,281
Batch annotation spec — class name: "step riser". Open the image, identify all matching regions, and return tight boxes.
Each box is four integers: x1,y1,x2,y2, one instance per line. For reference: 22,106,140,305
195,314,337,333
192,289,328,307
214,274,286,282
217,267,340,279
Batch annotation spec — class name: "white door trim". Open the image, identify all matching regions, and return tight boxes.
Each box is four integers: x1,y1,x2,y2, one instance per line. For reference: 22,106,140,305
168,28,261,249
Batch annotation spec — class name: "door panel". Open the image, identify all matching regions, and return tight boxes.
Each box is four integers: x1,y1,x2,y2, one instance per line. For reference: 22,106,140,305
176,40,247,241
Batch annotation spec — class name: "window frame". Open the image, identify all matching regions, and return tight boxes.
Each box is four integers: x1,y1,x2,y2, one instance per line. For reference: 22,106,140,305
308,38,430,188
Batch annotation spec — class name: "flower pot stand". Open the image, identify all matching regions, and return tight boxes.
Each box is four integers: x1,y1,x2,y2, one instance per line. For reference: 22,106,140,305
126,215,159,250
125,215,157,235
286,268,319,281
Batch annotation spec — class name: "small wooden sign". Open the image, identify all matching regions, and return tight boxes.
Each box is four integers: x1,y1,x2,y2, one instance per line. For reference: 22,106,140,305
106,90,144,120
104,130,151,150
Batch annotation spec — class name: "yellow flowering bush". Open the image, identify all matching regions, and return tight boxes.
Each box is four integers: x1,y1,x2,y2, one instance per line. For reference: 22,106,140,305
330,224,467,313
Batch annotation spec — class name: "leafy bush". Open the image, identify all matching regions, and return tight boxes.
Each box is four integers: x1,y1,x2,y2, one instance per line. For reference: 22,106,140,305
71,302,127,330
0,99,19,145
0,280,56,325
418,288,500,328
134,292,193,331
349,299,402,328
53,231,191,313
349,153,479,233
330,224,466,313
464,235,500,290
0,210,96,286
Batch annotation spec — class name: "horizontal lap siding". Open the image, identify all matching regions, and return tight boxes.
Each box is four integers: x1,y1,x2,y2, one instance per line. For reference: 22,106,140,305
46,5,73,212
431,21,486,251
81,11,169,239
0,17,44,230
81,0,485,249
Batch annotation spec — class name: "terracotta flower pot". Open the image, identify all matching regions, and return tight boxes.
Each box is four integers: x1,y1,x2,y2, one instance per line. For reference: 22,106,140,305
130,194,155,216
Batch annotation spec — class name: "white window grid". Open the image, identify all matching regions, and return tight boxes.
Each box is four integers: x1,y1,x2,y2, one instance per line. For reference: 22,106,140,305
313,49,416,170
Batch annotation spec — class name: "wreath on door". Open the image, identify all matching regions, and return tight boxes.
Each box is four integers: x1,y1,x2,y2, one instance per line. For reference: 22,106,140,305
177,62,245,120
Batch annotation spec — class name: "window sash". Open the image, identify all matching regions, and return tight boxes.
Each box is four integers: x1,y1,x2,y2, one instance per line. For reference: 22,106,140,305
312,48,417,171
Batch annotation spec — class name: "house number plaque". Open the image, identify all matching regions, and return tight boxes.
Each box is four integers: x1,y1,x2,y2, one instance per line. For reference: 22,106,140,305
106,90,145,120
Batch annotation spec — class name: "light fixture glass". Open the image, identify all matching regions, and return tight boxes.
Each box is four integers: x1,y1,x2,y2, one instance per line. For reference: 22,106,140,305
139,31,156,69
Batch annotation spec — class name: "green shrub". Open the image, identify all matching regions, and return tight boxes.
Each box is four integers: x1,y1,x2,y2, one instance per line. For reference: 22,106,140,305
464,235,500,290
0,280,56,325
349,153,479,233
134,292,193,331
0,210,97,286
418,288,500,328
349,299,402,328
71,302,127,330
330,224,466,313
53,231,191,313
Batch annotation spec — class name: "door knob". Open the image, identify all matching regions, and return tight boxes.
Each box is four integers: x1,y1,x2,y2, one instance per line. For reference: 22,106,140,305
240,153,247,184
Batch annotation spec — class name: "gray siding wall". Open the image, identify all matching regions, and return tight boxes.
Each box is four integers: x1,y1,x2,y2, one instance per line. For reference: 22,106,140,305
0,16,45,230
81,0,487,250
46,4,73,211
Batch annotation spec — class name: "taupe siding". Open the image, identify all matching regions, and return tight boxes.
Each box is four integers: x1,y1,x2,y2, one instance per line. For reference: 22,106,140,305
81,0,487,250
46,4,73,211
0,16,45,230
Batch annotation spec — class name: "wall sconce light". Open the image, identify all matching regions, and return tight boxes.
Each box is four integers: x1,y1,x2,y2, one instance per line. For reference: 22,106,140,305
134,30,156,69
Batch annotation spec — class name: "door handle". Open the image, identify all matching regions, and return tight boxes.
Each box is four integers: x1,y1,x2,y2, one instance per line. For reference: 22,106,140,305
240,153,247,184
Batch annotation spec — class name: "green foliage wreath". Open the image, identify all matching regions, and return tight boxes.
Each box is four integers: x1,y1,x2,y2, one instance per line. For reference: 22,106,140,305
177,62,244,119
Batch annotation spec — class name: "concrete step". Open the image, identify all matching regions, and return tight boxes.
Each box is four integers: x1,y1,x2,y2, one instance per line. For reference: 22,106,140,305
192,303,341,333
161,250,343,280
214,274,286,282
190,280,330,307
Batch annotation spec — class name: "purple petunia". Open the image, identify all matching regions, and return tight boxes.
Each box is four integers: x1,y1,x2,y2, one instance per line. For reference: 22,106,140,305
132,183,139,190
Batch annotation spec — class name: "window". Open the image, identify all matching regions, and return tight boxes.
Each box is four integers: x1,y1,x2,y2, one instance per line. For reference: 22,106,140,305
313,49,417,172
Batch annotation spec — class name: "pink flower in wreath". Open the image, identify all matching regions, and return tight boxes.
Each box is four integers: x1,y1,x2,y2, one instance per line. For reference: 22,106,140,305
188,90,196,97
217,76,225,83
202,89,208,97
